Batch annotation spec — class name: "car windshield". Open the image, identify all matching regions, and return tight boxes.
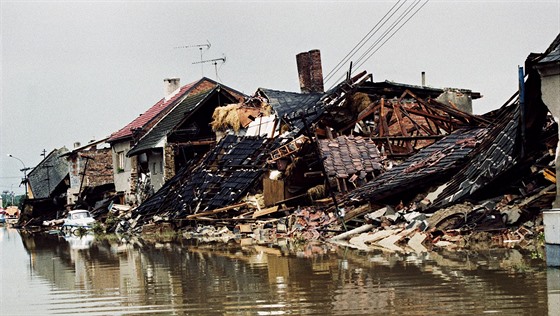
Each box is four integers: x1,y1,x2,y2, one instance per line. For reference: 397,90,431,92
70,212,91,220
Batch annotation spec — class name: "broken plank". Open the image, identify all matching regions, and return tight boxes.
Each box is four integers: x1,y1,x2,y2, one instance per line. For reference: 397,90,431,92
186,202,248,220
252,205,280,219
407,232,428,253
376,234,405,252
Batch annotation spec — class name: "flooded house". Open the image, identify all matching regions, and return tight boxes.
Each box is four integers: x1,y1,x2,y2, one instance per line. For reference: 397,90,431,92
60,138,116,211
106,77,244,205
22,147,70,222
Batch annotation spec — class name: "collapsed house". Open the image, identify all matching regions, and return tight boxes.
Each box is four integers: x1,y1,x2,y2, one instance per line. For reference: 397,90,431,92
116,49,506,236
60,138,119,216
123,135,281,233
22,147,70,223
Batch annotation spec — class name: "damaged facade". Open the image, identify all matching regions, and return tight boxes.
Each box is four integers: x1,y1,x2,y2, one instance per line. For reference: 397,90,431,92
23,147,70,221
106,77,244,205
61,138,116,210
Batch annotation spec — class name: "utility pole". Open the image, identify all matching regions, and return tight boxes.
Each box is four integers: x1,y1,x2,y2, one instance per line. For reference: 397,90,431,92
7,154,31,198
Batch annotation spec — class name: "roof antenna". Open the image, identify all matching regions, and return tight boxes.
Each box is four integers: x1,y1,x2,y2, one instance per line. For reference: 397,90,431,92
192,54,226,82
174,40,211,76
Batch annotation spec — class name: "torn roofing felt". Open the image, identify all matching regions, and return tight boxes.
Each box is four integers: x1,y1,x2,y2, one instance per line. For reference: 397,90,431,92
133,135,280,222
257,88,324,134
127,88,221,157
429,101,523,208
346,127,488,205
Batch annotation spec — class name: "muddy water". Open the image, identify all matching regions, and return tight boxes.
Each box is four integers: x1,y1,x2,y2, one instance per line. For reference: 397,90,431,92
0,227,556,315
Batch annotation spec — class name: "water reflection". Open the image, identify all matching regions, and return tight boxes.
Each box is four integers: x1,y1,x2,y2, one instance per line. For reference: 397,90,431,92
0,226,553,315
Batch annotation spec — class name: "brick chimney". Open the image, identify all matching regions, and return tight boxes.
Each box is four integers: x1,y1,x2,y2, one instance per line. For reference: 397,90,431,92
296,49,324,93
163,78,180,100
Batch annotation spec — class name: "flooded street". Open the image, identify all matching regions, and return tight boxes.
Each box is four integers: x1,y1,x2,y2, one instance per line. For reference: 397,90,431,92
0,226,557,315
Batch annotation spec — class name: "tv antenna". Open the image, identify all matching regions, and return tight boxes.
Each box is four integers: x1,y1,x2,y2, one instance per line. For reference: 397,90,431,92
193,55,226,82
174,40,211,76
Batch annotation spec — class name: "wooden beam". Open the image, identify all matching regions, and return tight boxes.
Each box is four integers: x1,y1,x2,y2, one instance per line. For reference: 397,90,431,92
392,102,412,152
185,202,248,220
172,140,216,146
252,205,280,218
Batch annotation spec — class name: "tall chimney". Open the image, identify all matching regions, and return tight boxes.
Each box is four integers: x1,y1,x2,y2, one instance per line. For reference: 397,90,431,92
163,78,180,100
421,71,426,86
296,49,324,93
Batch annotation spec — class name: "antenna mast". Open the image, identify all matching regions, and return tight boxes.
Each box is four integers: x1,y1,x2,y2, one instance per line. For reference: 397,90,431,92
192,55,226,81
174,40,211,76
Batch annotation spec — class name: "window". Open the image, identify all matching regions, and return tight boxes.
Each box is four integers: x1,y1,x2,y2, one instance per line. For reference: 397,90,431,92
152,162,157,175
116,151,125,172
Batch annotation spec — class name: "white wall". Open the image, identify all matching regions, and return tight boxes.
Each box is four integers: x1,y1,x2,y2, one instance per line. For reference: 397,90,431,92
539,64,560,207
147,151,165,191
111,141,133,194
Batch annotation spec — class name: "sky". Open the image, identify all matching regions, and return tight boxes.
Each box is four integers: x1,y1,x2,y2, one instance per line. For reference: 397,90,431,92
1,0,559,195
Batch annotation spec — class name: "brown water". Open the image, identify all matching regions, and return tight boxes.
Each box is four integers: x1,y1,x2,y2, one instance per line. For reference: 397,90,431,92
0,226,557,315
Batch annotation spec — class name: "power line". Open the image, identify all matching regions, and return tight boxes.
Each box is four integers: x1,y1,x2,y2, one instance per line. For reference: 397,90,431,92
323,0,406,83
325,0,430,88
353,0,430,73
353,0,423,68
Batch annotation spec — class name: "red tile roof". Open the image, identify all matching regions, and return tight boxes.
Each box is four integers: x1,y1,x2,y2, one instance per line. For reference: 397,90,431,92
319,135,383,179
107,80,200,143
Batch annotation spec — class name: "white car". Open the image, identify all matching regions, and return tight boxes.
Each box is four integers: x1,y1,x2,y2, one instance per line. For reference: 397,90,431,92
62,210,95,234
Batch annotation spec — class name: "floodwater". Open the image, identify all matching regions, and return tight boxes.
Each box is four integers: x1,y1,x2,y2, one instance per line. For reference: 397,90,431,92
0,226,557,316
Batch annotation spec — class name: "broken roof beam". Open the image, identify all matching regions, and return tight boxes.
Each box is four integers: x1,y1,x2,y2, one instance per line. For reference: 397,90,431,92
402,89,490,126
400,111,438,136
339,102,380,133
404,108,461,130
392,103,413,152
379,99,390,137
369,135,447,141
185,202,248,220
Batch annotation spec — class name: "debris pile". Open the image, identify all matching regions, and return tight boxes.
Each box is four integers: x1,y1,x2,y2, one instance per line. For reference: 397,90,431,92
88,64,555,254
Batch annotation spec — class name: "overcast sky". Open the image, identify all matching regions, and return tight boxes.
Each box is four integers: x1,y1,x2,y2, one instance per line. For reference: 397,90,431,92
1,0,559,195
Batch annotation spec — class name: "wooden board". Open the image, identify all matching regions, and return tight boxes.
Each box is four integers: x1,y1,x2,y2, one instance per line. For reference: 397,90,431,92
263,177,285,207
253,205,279,219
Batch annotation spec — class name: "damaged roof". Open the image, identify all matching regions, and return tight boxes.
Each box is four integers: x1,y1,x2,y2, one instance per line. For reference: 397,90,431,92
257,88,325,133
347,127,487,204
319,135,383,179
539,33,560,64
27,147,70,199
107,80,200,143
357,80,482,100
134,135,280,221
127,87,236,157
430,102,522,208
108,77,244,144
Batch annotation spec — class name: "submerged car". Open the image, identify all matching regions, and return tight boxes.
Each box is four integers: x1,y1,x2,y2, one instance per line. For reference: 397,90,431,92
62,209,95,234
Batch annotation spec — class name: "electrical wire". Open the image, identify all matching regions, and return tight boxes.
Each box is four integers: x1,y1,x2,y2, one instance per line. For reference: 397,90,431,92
325,0,430,88
353,0,424,68
323,0,406,83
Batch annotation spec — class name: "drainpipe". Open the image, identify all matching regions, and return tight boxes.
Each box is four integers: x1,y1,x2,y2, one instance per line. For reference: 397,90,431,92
519,66,526,158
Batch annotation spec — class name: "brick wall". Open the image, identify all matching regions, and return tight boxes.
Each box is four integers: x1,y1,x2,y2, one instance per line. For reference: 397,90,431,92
164,145,175,183
81,148,114,187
